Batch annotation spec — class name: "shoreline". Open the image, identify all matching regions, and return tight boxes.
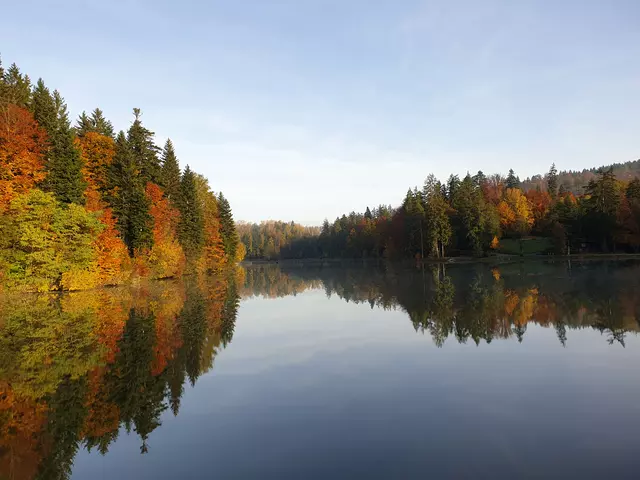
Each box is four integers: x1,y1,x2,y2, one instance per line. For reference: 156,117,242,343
241,253,640,268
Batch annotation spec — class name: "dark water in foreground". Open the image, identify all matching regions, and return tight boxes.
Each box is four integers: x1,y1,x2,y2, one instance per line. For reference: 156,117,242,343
2,261,640,479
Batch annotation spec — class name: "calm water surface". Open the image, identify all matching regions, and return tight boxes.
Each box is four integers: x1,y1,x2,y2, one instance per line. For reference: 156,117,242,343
2,261,640,479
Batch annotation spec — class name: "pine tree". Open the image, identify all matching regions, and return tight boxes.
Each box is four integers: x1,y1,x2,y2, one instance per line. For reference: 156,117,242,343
506,169,520,189
108,131,154,254
217,192,238,261
160,139,181,204
547,163,558,198
177,166,205,261
127,108,161,185
32,81,86,204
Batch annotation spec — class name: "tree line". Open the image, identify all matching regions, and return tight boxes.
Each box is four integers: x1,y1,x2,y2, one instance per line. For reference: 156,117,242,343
237,220,320,260
521,158,640,194
241,165,640,259
0,59,243,291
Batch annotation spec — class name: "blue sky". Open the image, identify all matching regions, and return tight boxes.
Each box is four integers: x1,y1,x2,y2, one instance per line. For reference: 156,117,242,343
2,0,639,224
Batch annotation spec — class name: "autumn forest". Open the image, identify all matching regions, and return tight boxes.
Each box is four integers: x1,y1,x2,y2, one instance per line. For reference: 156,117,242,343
0,59,244,292
240,163,640,261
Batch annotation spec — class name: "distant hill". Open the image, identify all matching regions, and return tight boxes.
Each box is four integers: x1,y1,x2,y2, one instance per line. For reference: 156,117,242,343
521,158,640,194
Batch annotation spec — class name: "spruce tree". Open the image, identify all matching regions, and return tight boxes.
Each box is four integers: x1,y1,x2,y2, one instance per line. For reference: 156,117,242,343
32,81,86,204
506,169,520,189
217,192,238,261
108,131,154,254
127,108,161,185
177,166,205,261
364,206,372,220
547,163,558,198
75,108,114,138
160,139,181,204
90,108,114,137
0,62,32,107
75,111,93,137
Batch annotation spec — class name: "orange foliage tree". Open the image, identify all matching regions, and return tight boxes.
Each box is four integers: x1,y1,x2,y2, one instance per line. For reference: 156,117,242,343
525,189,552,230
0,105,47,209
498,188,534,236
145,183,185,279
77,133,131,285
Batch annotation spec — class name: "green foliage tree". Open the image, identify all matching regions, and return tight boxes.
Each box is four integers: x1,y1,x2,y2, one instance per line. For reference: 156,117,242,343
0,61,32,107
108,131,154,254
547,163,558,198
422,175,451,258
75,108,114,138
177,166,205,262
160,139,181,204
0,189,103,291
584,168,620,251
126,108,161,185
217,192,238,261
32,80,86,204
506,169,520,189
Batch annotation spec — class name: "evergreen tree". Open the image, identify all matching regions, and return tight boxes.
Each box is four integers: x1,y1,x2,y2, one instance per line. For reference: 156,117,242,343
0,61,32,107
75,108,115,138
217,192,238,261
547,163,558,198
32,80,86,204
75,111,93,136
177,166,205,261
506,169,520,189
91,108,114,137
127,108,161,185
160,139,181,204
584,168,620,251
108,131,154,254
422,174,451,258
472,170,486,188
364,206,373,220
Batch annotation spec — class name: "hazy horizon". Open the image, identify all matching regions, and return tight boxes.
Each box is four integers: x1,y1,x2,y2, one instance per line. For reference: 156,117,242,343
3,0,639,224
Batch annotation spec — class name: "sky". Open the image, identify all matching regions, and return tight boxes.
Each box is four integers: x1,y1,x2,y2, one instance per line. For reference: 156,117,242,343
2,0,640,224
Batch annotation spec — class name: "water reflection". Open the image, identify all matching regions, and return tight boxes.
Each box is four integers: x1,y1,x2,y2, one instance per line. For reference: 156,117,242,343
1,261,639,479
243,261,640,347
0,273,240,480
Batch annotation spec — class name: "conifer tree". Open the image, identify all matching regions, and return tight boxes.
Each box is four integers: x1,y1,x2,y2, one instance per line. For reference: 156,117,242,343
32,80,86,204
217,192,238,261
75,108,114,138
506,169,520,189
160,139,181,204
0,62,32,108
127,108,161,185
547,163,558,198
364,206,372,220
108,131,154,254
177,166,205,261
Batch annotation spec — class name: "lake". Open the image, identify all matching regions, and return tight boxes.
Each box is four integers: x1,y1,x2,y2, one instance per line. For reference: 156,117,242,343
1,261,640,479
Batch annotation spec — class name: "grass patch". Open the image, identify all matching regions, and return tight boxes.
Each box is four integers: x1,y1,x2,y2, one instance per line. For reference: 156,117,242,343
497,237,553,255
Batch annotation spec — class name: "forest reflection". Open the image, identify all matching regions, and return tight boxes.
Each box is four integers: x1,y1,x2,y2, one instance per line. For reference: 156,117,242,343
0,272,241,480
243,261,640,347
2,262,639,479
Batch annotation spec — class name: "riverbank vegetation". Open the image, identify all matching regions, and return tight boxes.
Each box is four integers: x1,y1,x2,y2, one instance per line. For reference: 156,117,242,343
242,164,640,260
0,59,242,292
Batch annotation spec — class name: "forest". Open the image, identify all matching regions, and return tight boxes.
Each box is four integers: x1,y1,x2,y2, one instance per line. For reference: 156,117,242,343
0,59,243,292
241,164,640,260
